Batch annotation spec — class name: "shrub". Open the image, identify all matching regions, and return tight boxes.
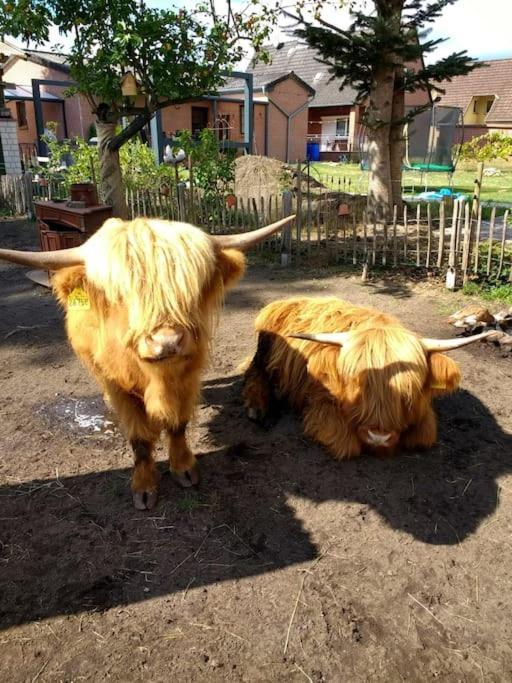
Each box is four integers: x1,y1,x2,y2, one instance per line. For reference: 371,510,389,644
36,125,175,194
475,242,512,282
175,128,235,201
459,132,512,163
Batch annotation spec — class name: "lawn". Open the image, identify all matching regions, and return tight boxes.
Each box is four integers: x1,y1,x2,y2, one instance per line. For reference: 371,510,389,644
310,161,512,204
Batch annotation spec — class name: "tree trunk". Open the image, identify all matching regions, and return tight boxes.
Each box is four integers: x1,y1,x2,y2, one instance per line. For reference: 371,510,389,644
390,65,405,210
96,121,128,219
366,0,404,219
366,65,395,220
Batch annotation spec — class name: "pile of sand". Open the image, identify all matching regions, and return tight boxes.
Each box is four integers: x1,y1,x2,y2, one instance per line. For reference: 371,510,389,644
234,155,292,202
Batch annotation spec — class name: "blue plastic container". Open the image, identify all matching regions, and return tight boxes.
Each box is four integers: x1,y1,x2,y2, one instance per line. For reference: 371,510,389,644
307,142,320,162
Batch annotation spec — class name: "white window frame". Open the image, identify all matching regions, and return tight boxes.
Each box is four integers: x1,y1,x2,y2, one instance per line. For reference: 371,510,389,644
319,115,350,152
335,117,349,138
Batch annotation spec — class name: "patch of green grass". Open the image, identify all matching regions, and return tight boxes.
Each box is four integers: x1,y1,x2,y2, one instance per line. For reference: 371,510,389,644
310,162,512,204
462,281,512,305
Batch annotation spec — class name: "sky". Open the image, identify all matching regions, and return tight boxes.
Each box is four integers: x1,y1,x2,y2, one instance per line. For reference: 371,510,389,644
24,0,512,63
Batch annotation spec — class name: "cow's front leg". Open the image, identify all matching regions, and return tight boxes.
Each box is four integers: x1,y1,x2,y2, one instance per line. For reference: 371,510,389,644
104,381,160,510
303,401,361,460
130,438,159,510
401,405,437,451
167,422,199,488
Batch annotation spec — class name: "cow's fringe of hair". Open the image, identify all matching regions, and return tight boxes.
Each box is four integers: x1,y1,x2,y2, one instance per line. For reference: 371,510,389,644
82,218,220,342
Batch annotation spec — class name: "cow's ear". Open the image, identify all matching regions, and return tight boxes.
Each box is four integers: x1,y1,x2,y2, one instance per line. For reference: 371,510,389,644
51,265,88,307
216,248,246,288
428,352,461,396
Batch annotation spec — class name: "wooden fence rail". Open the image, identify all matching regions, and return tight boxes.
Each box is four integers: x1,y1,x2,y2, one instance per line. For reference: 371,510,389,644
0,170,506,285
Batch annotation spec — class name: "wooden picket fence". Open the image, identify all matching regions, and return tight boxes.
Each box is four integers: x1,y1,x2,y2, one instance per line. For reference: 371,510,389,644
0,173,34,218
125,183,512,283
0,168,507,284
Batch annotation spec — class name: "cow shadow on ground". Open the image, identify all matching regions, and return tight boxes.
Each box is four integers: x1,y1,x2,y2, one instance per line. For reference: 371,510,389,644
1,363,510,632
202,370,511,547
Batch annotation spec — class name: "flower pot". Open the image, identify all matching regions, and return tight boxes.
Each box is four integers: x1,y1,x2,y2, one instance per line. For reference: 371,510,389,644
226,194,237,209
70,182,98,207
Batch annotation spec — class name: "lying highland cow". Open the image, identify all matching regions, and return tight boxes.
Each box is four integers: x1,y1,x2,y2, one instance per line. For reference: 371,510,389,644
243,297,493,458
0,215,293,509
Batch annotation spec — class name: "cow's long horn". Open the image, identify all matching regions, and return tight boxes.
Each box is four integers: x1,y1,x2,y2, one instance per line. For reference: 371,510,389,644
0,245,85,270
211,215,295,251
288,332,351,346
421,330,497,352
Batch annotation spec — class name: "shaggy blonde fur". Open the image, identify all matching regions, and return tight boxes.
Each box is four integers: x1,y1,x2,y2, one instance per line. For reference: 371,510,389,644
52,217,246,507
243,297,461,459
82,218,221,343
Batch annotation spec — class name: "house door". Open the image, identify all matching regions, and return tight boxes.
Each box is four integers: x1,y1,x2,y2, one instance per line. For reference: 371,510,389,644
191,107,209,137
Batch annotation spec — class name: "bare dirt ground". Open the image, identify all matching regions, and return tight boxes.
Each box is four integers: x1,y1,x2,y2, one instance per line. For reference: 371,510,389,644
1,220,512,682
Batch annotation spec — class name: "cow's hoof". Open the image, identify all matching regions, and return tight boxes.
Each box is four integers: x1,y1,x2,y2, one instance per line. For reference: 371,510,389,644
132,489,158,510
172,464,200,488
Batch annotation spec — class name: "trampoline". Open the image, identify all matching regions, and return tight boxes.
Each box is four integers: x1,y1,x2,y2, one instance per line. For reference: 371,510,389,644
358,105,464,189
404,105,464,180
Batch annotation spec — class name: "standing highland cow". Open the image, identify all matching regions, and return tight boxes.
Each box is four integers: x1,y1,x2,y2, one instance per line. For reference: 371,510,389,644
0,215,294,509
243,297,493,459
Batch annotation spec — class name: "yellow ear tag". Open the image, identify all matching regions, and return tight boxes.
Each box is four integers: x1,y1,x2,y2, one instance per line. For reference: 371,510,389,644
67,287,90,311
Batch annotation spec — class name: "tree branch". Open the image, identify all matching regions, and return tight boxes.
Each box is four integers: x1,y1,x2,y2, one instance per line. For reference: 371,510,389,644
109,112,152,151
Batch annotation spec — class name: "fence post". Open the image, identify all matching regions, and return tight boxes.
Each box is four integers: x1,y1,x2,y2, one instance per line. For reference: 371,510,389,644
446,200,459,289
176,182,187,223
426,203,432,268
188,156,195,225
461,201,471,283
437,200,445,269
392,205,398,267
295,162,302,263
496,210,509,280
281,190,293,266
486,207,496,277
473,204,483,275
472,161,484,220
416,203,421,267
21,171,35,220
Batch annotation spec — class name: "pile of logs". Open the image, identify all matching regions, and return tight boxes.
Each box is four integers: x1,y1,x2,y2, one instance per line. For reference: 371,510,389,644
448,304,512,352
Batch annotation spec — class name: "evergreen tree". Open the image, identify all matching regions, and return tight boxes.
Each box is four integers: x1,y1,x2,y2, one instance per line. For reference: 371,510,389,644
291,0,479,215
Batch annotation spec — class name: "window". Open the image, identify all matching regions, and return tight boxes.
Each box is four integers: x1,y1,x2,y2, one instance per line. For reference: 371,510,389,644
16,101,27,128
486,98,494,113
191,106,209,137
335,117,349,138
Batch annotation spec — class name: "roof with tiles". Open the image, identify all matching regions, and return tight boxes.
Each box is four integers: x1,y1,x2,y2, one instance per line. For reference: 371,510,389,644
436,58,512,123
223,40,357,106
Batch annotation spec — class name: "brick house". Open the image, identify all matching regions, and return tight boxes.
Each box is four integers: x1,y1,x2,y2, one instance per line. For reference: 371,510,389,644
0,40,96,166
160,72,314,163
435,58,512,141
245,41,431,163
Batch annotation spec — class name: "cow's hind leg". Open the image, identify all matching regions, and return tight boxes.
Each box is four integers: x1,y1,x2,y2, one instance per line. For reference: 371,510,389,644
167,421,199,488
242,332,278,426
105,382,160,510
